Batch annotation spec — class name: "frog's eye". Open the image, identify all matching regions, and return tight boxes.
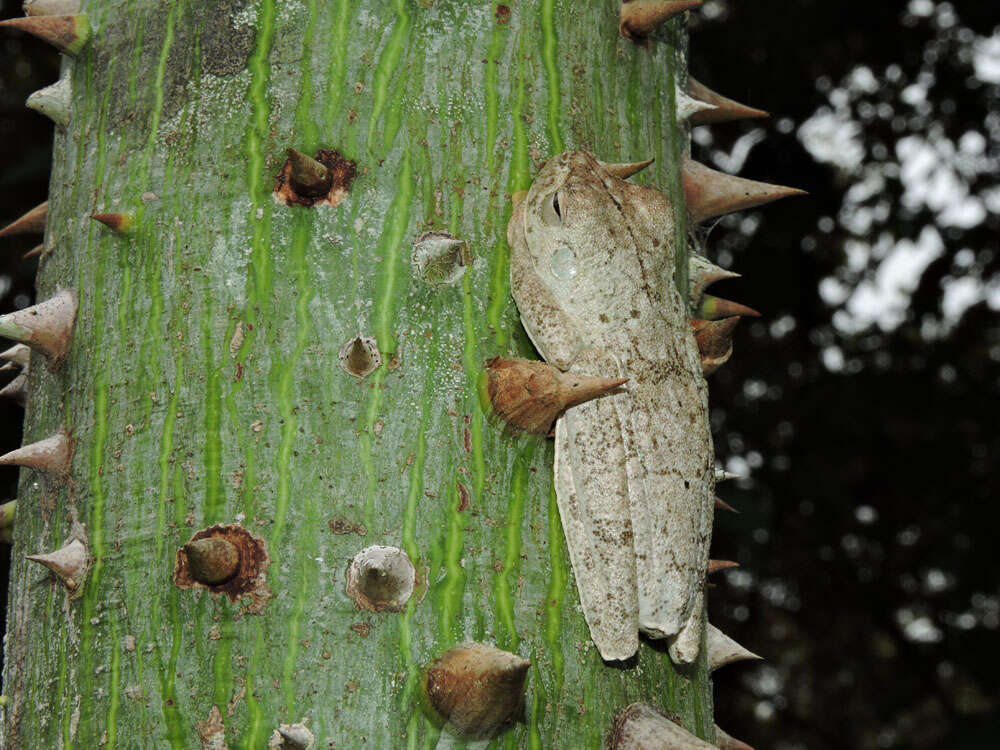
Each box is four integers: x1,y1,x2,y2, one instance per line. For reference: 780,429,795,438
541,191,563,227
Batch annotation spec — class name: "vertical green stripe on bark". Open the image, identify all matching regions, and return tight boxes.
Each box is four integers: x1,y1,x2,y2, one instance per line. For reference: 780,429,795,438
540,0,564,152
366,0,410,156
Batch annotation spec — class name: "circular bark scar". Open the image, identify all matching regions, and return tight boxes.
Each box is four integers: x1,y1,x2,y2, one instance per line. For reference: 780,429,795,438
173,524,271,612
339,335,381,378
412,231,471,288
272,148,357,208
345,545,417,613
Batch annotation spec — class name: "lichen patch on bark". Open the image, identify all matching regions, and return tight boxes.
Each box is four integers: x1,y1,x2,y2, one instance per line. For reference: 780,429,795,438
173,523,271,612
197,705,229,750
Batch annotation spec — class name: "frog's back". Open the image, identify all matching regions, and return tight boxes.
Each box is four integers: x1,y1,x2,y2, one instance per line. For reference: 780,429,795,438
510,151,714,663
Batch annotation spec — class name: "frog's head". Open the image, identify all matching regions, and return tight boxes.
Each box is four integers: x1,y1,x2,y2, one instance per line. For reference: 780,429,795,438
507,151,670,274
508,151,658,266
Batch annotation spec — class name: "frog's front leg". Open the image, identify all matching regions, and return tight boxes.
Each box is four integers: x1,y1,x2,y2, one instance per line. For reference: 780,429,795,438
508,200,584,370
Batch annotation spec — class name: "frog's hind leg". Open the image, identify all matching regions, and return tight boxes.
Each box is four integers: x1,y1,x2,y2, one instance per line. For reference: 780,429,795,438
668,587,704,666
554,388,639,662
614,361,713,659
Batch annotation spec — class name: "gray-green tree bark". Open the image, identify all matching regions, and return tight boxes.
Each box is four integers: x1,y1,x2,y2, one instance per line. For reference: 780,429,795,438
1,1,711,746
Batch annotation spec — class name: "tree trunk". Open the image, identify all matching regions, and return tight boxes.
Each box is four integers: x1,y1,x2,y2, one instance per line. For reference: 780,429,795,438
2,0,709,746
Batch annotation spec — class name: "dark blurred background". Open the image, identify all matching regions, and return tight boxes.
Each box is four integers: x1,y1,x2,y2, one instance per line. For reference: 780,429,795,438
0,0,997,748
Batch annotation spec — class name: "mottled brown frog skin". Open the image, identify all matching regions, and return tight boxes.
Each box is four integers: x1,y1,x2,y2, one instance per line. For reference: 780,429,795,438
507,151,713,663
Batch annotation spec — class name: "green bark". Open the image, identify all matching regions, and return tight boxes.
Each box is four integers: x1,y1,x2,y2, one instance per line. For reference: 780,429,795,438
2,0,708,747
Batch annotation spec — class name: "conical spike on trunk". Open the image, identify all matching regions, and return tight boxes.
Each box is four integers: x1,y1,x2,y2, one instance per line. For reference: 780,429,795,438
286,148,333,197
0,14,90,56
0,343,31,368
715,724,755,750
689,253,740,309
692,317,740,357
697,294,760,320
620,1,703,46
676,85,717,122
0,431,71,478
423,642,530,740
482,357,627,436
682,157,806,223
91,212,134,234
608,702,717,748
26,537,88,593
0,500,14,545
23,243,45,259
269,722,315,749
183,537,240,585
715,468,740,482
707,623,763,672
714,495,738,514
707,559,739,575
560,371,631,409
26,76,70,127
0,372,28,406
0,201,47,239
0,289,77,367
691,317,739,376
24,0,80,15
688,77,769,126
598,157,655,180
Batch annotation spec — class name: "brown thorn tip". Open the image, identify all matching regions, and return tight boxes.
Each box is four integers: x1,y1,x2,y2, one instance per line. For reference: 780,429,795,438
0,201,47,239
286,148,333,197
91,212,134,234
183,537,240,585
0,14,90,56
691,317,739,377
599,157,655,180
692,317,740,358
26,538,88,592
483,358,626,436
688,77,769,126
682,157,806,223
23,244,45,259
0,289,77,368
707,559,739,575
609,703,717,749
698,295,760,320
714,495,739,514
424,642,530,740
620,1,703,45
560,373,629,409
